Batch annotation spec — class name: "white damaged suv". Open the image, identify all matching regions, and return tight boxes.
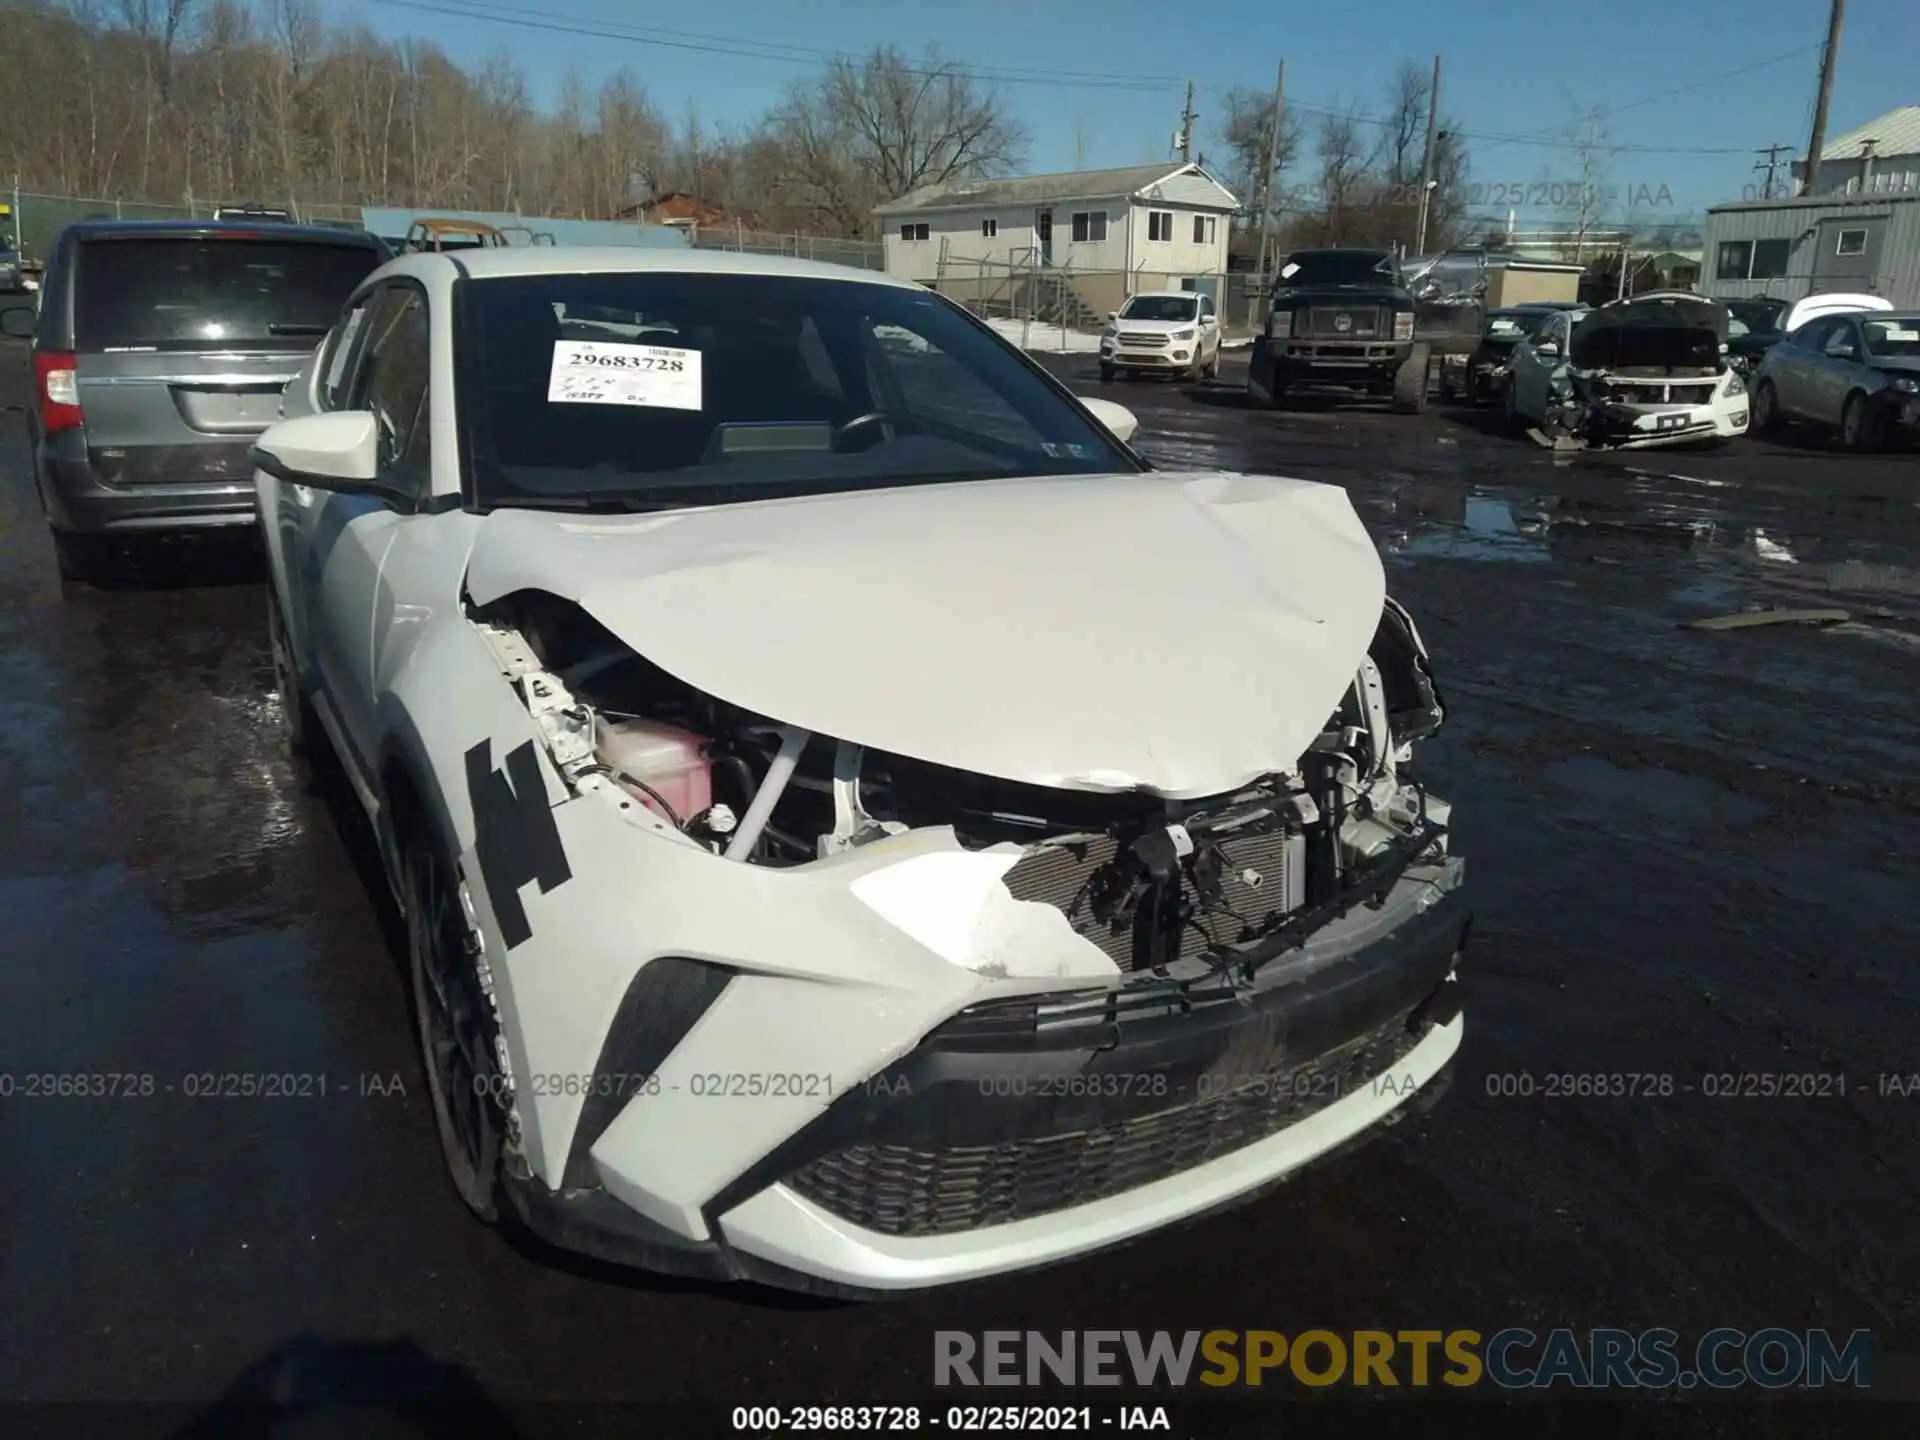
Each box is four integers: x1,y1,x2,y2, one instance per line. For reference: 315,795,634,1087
254,248,1467,1295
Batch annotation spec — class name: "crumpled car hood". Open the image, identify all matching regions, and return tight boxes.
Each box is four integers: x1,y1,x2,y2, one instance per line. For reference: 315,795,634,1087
465,472,1388,800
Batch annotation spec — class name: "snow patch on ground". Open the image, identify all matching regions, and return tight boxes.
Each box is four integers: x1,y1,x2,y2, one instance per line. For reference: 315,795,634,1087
986,318,1106,354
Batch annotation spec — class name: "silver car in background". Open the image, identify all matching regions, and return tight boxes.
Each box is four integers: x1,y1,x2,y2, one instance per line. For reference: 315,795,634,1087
1751,308,1920,452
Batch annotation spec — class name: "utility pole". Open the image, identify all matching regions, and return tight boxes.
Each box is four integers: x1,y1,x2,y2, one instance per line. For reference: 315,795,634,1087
1753,143,1790,200
1178,82,1196,162
1253,58,1285,315
1804,0,1846,197
1413,54,1442,255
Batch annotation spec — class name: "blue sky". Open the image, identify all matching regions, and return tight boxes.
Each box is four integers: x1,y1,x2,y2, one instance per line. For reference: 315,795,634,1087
330,0,1915,224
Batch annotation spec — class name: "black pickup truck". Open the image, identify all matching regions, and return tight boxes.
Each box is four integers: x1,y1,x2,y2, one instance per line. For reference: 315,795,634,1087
1248,248,1483,413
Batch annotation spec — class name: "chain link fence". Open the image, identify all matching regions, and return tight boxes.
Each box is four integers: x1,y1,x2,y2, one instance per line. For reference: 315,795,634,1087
3,189,367,260
682,222,884,271
2,190,880,270
926,256,1254,336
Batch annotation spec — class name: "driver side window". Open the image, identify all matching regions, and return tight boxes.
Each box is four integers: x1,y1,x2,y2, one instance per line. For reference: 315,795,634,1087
349,287,432,492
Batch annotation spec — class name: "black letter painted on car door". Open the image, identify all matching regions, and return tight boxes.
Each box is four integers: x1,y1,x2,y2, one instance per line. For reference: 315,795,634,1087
465,739,572,948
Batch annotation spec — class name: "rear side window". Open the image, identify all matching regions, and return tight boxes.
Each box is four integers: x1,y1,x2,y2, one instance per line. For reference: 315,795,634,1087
73,238,382,350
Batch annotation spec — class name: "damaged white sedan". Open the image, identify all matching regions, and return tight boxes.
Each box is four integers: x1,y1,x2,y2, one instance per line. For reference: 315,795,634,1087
253,248,1468,1294
1507,292,1749,450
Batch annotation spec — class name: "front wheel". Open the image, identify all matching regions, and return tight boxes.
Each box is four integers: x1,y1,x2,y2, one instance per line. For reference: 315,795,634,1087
1505,376,1527,432
407,831,508,1223
1099,362,1115,383
1841,391,1886,453
1391,343,1431,414
1752,379,1782,435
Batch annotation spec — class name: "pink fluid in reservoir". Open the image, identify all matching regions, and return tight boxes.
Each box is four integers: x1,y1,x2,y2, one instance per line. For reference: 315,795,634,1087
595,716,713,823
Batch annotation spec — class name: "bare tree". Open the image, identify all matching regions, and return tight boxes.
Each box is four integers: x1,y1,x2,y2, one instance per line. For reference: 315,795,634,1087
1561,107,1615,261
1311,110,1375,244
1214,85,1302,252
1380,61,1428,187
768,44,1027,236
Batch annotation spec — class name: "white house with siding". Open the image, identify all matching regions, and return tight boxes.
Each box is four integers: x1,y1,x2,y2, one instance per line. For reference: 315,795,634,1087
874,162,1240,317
1793,105,1920,197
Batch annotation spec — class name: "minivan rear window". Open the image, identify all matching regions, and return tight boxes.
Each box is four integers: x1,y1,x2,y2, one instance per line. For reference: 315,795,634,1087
74,238,382,350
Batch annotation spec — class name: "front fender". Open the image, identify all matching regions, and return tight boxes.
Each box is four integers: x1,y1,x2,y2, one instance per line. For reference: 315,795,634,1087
379,615,1113,1238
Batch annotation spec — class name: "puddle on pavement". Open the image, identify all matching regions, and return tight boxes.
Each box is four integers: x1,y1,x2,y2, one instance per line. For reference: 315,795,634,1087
1670,576,1740,609
1546,756,1772,832
1394,494,1552,565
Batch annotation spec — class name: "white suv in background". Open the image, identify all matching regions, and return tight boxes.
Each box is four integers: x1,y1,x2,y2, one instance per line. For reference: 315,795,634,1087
1101,290,1221,382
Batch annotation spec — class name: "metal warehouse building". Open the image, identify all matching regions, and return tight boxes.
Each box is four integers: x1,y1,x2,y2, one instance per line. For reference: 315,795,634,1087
1702,192,1920,309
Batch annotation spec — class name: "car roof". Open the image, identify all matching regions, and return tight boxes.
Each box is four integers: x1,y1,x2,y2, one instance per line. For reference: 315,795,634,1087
65,219,382,247
1126,289,1201,300
387,245,924,288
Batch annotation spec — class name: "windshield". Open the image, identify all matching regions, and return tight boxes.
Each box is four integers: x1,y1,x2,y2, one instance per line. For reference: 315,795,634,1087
74,238,382,350
1727,302,1782,334
461,272,1139,509
1120,295,1197,322
1863,317,1920,357
1276,251,1397,288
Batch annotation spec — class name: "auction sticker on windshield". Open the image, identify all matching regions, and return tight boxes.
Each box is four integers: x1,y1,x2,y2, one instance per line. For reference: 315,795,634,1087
548,340,702,410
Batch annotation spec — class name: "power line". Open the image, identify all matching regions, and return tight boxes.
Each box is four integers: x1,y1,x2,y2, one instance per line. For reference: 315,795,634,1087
1471,42,1824,156
8,0,1824,161
367,0,1809,156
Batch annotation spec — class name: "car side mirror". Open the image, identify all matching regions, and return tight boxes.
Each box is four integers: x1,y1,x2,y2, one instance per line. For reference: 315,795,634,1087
1200,314,1217,328
1079,396,1139,444
250,411,386,492
1108,311,1120,324
1536,341,1560,357
0,304,35,338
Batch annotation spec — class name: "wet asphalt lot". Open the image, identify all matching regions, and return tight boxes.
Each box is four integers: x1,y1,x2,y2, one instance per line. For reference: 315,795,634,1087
1,336,1918,1425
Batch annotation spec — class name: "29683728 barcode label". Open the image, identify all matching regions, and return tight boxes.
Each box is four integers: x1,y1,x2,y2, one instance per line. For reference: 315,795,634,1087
547,340,703,410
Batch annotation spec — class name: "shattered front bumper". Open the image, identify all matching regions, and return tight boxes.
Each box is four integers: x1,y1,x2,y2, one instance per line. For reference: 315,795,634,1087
1540,395,1748,450
482,821,1468,1294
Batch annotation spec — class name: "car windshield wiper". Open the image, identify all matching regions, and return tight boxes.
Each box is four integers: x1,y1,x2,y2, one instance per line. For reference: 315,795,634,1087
266,323,332,336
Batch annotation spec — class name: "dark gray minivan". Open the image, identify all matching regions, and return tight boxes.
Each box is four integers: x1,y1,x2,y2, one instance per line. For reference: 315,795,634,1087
2,220,387,582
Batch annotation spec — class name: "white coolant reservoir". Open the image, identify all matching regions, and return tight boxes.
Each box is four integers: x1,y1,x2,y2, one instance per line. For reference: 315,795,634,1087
594,715,714,825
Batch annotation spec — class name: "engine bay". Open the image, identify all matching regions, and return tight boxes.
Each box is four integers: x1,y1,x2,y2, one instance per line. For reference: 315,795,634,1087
469,589,1452,977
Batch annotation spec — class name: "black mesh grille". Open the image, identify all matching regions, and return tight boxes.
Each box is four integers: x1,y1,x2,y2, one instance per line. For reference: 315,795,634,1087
1000,830,1300,970
785,1014,1427,1237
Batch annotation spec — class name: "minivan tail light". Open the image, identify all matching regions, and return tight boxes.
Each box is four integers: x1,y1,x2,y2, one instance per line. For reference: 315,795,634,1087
35,351,83,434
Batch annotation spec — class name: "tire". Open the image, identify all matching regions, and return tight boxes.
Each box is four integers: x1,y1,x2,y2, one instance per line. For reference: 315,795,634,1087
1840,391,1885,453
1752,379,1782,436
1505,377,1527,433
1391,343,1431,414
1099,363,1115,383
1204,351,1219,380
406,828,508,1223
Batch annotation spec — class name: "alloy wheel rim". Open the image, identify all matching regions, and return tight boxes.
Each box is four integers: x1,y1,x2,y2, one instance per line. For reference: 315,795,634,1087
414,855,499,1180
